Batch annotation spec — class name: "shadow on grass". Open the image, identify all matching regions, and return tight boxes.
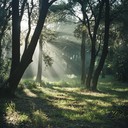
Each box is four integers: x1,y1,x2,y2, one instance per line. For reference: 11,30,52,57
98,80,128,100
42,83,117,105
0,79,128,128
0,93,102,128
0,99,7,128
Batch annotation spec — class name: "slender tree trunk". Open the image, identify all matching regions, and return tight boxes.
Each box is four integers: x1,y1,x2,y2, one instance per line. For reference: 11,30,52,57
86,51,95,88
91,0,110,91
36,35,43,83
101,69,105,78
0,32,4,64
10,0,20,77
81,26,86,84
0,36,2,67
0,18,9,75
85,0,105,89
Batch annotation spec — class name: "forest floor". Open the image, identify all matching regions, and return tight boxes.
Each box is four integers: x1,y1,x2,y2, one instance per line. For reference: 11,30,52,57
0,76,128,128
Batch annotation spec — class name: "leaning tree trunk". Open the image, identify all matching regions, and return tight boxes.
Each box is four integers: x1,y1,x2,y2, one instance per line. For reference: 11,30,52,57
0,0,20,97
36,35,43,84
91,0,110,91
8,1,49,96
81,26,86,84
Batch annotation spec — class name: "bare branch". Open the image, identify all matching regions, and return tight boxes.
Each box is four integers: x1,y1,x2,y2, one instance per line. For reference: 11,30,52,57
95,33,102,57
19,0,27,22
49,0,57,7
70,8,83,22
88,1,96,20
92,0,104,40
3,0,7,8
85,13,93,41
24,1,34,52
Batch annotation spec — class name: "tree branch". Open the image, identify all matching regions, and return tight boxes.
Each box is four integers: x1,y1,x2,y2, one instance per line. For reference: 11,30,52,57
19,0,27,22
88,1,96,20
85,13,93,41
70,8,83,22
49,0,57,7
95,33,102,57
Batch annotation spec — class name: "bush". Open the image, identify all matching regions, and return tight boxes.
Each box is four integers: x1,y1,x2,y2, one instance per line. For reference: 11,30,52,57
113,44,128,82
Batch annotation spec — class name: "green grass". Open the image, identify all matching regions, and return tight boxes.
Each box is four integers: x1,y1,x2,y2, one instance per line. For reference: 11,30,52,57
0,76,128,128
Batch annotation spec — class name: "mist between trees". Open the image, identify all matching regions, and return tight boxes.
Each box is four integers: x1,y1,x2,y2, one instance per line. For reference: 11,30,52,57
0,0,128,96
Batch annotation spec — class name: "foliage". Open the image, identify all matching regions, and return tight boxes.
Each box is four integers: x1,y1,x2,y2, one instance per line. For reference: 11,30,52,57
0,33,11,83
74,24,87,39
5,101,29,126
0,59,10,83
43,53,53,68
0,0,11,84
102,0,128,82
113,44,128,82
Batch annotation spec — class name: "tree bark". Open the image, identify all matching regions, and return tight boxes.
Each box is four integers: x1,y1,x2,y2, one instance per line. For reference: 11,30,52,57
86,0,105,89
10,0,20,77
8,0,49,95
86,53,95,88
80,2,87,85
81,26,86,84
36,35,43,84
91,0,110,91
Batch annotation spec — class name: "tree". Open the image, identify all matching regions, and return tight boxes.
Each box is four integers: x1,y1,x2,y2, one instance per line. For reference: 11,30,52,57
91,0,110,90
98,0,128,82
69,0,111,90
36,35,43,83
36,5,60,83
110,0,128,82
85,0,105,89
113,43,128,82
80,1,88,84
0,0,11,83
9,0,21,79
0,0,57,97
68,0,89,84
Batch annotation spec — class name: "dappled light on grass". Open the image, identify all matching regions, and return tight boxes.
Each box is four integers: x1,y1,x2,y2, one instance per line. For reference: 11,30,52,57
3,101,29,127
23,88,38,98
1,77,128,128
98,76,128,104
32,109,49,126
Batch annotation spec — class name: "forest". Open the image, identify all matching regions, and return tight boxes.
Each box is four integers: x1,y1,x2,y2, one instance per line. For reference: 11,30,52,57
0,0,128,128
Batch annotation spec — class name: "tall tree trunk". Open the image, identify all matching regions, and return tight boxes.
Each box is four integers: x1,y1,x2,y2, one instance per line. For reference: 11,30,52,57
86,51,95,88
0,31,4,64
91,0,110,91
0,34,2,69
81,26,86,84
10,0,20,77
36,35,43,83
8,0,49,95
0,22,10,83
86,0,105,89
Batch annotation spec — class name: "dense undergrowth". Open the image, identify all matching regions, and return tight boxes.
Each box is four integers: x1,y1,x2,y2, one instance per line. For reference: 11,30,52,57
0,76,128,128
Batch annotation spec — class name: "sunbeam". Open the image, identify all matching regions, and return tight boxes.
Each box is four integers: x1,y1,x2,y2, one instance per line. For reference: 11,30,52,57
21,21,91,82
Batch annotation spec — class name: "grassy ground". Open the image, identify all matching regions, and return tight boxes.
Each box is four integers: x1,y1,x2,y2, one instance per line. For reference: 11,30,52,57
0,76,128,128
